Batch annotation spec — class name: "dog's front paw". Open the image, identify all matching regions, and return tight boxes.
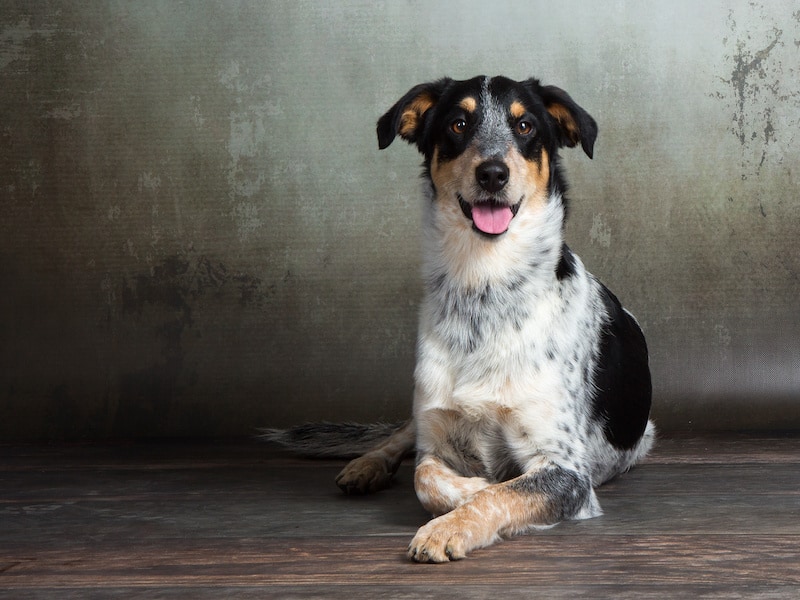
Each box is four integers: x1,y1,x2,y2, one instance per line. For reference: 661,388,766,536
335,453,392,494
407,514,473,563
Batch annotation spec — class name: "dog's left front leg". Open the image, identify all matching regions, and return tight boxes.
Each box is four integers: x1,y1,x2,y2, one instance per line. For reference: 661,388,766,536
408,464,593,562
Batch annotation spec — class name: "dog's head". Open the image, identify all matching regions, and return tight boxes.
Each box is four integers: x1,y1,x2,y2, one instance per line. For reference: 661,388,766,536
377,76,597,237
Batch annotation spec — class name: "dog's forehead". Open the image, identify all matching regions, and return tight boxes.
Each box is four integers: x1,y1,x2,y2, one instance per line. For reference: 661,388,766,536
476,82,510,150
447,77,533,117
434,77,547,158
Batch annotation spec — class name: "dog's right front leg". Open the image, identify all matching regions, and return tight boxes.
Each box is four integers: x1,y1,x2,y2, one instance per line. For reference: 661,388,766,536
414,454,490,516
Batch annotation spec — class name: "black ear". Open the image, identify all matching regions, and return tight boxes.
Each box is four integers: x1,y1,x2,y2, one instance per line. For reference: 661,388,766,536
537,83,598,159
377,78,451,151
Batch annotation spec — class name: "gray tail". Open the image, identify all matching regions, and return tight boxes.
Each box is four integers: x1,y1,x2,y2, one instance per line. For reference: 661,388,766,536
259,422,404,458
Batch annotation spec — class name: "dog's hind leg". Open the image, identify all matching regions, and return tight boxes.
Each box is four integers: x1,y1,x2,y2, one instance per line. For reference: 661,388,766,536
408,463,596,562
335,420,415,494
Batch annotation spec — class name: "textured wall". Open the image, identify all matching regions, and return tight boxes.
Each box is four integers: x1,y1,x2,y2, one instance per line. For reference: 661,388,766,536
1,1,798,440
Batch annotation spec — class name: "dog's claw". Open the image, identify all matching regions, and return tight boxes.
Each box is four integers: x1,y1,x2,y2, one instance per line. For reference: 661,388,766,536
407,545,433,563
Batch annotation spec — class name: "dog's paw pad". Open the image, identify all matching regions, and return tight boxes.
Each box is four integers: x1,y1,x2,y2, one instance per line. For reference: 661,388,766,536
407,519,469,563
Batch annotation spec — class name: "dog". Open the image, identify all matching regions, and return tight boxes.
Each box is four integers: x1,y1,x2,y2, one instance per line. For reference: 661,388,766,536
265,75,653,563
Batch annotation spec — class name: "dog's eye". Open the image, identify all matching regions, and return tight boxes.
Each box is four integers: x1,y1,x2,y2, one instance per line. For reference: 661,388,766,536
450,119,467,135
516,120,534,136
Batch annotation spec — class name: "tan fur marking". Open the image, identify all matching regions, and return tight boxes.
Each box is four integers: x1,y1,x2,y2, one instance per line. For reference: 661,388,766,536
430,145,483,198
399,93,436,139
523,148,550,204
459,96,477,113
547,103,580,146
510,100,526,119
414,455,490,515
502,145,550,217
408,475,551,562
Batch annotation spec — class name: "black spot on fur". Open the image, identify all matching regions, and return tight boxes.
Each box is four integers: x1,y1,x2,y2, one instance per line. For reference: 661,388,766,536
556,243,576,280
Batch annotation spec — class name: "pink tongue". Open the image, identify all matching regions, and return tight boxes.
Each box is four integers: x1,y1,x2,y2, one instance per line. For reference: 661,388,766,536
471,203,514,234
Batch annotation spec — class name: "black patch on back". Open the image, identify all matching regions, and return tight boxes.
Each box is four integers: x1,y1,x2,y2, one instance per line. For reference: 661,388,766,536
591,285,652,450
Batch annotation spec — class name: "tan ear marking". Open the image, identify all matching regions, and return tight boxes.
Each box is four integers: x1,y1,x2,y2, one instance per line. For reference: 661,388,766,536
546,103,580,146
399,93,436,139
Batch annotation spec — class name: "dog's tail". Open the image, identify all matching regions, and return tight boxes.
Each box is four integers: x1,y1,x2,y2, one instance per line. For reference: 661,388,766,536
259,422,405,458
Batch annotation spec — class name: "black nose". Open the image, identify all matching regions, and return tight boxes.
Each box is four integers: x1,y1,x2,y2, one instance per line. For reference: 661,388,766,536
476,160,509,193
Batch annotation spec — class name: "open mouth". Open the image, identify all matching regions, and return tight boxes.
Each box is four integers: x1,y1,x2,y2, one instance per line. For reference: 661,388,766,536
457,194,523,236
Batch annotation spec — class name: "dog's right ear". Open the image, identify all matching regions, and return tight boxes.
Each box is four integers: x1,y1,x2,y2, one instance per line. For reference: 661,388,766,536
538,84,598,159
377,79,451,151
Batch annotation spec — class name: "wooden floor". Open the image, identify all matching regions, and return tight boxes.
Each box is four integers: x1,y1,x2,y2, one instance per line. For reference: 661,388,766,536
1,434,799,598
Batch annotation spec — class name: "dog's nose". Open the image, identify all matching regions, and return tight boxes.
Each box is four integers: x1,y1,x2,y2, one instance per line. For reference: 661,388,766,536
476,160,509,193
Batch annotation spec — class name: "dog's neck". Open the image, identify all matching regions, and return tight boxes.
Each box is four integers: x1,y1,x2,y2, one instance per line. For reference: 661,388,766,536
420,186,567,292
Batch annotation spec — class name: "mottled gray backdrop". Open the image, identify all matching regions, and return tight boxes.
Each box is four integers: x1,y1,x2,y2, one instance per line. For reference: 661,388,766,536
1,1,798,439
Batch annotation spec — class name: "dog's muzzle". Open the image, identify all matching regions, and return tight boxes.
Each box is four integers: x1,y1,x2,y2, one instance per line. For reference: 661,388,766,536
456,159,522,236
458,194,522,236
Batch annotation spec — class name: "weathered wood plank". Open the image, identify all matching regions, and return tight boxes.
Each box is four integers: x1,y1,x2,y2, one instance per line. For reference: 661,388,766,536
3,586,800,600
1,435,799,598
3,535,800,587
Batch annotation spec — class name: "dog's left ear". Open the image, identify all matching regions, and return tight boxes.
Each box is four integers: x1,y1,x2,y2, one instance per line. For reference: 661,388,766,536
537,84,598,159
377,78,451,151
